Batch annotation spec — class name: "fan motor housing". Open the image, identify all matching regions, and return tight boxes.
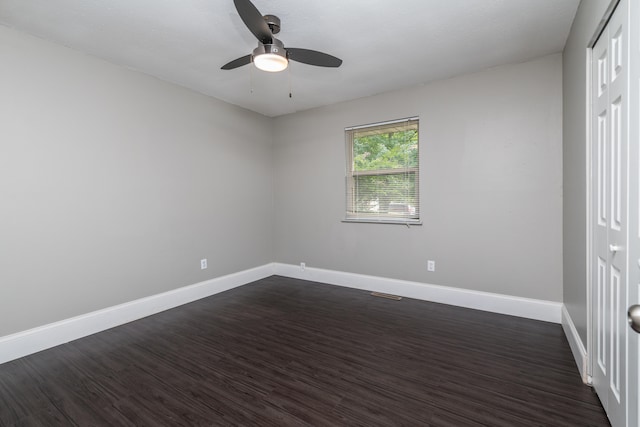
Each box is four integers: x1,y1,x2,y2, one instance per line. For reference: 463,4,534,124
253,38,287,60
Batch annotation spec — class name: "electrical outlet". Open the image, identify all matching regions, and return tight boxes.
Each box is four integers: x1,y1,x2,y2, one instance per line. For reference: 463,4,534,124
427,260,435,272
300,262,306,271
201,259,207,270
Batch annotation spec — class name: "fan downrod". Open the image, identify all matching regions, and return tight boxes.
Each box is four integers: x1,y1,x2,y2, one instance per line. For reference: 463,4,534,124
263,14,280,34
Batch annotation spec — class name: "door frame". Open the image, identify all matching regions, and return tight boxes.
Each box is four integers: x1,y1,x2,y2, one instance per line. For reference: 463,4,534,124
627,0,639,423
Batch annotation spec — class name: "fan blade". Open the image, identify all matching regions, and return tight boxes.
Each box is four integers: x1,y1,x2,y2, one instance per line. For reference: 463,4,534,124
233,0,272,44
287,48,342,67
221,54,252,70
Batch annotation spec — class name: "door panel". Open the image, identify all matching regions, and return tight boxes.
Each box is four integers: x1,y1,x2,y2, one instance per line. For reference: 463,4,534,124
610,265,621,400
598,256,608,373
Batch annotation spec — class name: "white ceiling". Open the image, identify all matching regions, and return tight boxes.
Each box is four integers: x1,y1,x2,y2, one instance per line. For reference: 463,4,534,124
0,0,579,117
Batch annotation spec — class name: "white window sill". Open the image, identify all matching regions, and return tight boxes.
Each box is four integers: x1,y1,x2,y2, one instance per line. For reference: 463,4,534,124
342,218,422,226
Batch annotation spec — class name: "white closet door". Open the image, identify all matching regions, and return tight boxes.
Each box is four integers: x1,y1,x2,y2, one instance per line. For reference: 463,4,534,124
591,1,629,425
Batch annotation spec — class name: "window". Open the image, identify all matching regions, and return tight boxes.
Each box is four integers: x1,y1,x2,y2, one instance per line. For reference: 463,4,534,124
345,117,420,224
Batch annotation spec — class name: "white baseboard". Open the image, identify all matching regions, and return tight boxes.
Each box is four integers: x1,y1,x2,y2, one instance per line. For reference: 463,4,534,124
0,263,275,365
0,263,565,366
561,305,589,383
274,263,562,323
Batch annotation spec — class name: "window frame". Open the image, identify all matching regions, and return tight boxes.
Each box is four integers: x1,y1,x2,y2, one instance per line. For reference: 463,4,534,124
343,117,421,225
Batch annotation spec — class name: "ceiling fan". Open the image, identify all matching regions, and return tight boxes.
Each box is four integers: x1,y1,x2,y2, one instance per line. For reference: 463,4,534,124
221,0,343,73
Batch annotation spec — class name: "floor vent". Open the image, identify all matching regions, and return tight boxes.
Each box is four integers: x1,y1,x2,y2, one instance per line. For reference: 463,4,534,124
371,292,402,301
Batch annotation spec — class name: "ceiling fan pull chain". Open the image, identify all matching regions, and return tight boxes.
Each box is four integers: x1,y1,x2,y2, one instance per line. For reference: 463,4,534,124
250,59,254,94
288,65,292,98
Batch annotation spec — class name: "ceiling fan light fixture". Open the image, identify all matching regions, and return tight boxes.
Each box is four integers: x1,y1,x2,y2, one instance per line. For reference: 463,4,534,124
252,41,288,72
254,52,288,72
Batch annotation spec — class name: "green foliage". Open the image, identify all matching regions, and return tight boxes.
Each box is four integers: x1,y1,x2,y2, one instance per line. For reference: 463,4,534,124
353,129,418,171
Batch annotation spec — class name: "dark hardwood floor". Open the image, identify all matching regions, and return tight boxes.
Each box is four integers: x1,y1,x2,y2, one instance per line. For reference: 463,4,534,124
0,276,609,426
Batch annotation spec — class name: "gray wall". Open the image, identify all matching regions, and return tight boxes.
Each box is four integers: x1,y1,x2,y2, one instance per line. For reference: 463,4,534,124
0,26,274,337
0,21,571,339
273,54,563,302
562,0,613,344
